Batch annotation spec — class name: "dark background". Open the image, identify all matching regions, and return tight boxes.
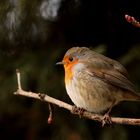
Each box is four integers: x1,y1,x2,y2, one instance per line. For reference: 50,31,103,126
0,0,140,139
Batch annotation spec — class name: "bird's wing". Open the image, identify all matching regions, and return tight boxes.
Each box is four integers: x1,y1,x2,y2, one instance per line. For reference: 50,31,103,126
86,68,136,93
79,49,136,93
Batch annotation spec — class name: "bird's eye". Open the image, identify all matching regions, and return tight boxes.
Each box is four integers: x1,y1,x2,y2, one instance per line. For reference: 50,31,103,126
69,57,73,62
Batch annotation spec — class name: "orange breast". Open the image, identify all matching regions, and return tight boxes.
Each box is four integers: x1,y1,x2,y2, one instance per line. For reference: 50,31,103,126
64,64,74,84
63,57,79,84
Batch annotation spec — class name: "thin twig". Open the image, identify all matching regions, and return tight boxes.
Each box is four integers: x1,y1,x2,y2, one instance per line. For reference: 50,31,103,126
47,103,53,124
16,69,22,90
14,70,140,126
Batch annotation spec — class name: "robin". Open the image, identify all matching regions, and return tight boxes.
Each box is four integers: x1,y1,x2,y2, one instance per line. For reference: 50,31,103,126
56,47,140,125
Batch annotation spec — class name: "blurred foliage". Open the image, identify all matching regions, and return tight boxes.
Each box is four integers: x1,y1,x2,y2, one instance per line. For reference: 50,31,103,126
0,0,140,140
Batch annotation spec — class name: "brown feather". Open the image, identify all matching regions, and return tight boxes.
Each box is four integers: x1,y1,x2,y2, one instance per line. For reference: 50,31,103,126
86,69,135,92
79,49,136,93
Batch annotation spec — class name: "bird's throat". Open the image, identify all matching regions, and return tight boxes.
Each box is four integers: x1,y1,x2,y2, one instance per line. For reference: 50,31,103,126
64,59,78,84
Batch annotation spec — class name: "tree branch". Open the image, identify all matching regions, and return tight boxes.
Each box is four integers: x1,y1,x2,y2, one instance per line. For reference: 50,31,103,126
14,70,140,126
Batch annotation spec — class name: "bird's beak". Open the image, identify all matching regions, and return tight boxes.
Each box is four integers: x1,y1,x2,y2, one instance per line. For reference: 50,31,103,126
56,61,65,65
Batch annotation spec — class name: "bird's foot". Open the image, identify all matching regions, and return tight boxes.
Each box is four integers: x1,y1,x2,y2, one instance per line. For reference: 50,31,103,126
102,113,112,127
71,106,85,116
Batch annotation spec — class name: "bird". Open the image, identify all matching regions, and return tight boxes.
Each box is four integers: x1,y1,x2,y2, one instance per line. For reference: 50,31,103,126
56,47,140,124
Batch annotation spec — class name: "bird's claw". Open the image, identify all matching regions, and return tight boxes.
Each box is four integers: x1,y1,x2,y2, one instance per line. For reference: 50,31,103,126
102,114,112,127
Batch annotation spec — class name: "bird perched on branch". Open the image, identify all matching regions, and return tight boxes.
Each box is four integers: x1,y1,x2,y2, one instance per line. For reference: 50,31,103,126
57,47,140,125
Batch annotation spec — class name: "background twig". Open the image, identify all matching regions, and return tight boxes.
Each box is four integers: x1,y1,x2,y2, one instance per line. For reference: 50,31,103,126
125,14,140,28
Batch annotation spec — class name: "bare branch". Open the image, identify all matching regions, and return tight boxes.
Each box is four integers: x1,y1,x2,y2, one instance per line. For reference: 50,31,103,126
14,70,140,126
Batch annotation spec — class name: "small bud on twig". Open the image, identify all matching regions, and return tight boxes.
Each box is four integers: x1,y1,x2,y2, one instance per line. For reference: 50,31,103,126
125,14,140,28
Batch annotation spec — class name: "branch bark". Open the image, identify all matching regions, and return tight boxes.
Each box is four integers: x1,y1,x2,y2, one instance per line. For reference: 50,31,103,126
14,70,140,126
